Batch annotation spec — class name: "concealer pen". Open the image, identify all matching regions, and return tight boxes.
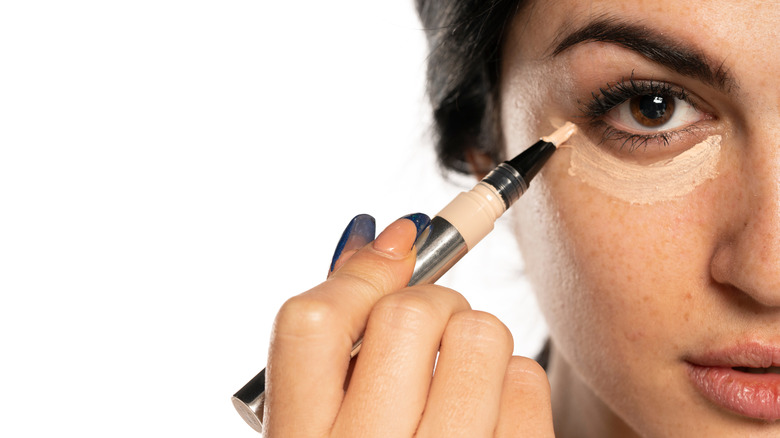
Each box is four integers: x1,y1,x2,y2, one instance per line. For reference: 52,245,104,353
232,122,577,433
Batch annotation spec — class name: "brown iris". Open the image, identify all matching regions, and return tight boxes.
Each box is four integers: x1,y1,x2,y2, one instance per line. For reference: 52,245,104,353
629,95,675,127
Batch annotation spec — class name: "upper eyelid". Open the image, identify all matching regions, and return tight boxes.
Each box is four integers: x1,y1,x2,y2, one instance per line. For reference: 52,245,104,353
579,77,699,118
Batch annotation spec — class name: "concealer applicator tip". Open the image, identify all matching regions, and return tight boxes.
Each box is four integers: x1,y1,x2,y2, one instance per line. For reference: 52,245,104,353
542,121,577,147
504,123,575,186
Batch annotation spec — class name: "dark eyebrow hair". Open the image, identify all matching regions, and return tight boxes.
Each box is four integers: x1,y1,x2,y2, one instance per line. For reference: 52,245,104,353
550,16,736,94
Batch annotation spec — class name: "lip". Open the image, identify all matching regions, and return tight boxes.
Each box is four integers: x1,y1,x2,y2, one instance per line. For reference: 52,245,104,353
685,342,780,421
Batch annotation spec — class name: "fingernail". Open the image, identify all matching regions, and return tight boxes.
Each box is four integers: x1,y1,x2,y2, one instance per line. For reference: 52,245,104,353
373,213,431,257
330,214,376,272
403,213,431,239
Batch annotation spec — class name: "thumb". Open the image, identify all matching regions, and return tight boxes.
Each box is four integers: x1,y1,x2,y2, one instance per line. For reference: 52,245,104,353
322,213,431,342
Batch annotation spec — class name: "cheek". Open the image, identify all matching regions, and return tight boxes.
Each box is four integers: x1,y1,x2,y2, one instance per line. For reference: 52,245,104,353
511,148,720,366
509,135,747,433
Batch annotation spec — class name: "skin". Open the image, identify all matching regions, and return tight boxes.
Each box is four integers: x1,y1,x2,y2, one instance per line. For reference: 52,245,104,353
263,0,779,437
502,0,779,436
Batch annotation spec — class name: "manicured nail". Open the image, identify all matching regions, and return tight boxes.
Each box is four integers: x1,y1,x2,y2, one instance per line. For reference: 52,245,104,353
330,214,376,272
373,213,431,257
403,213,431,239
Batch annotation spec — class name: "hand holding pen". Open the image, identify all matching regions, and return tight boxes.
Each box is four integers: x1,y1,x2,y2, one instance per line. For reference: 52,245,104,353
233,124,575,436
260,217,555,437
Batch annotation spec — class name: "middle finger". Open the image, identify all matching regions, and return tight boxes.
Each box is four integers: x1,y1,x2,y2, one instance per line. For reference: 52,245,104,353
331,285,471,437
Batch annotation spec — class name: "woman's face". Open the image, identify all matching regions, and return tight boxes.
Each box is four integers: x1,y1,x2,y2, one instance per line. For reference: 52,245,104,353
501,0,779,436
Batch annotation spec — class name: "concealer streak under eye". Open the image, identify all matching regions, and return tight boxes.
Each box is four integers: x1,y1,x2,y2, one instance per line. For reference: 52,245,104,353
568,135,722,204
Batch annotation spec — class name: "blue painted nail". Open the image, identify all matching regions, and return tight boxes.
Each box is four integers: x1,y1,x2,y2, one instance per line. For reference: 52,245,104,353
330,214,376,272
402,213,431,240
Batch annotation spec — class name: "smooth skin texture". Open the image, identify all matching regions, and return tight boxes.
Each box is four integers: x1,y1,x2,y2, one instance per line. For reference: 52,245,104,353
263,0,778,437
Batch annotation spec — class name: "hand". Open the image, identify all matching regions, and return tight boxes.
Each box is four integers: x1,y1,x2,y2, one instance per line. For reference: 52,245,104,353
263,214,554,437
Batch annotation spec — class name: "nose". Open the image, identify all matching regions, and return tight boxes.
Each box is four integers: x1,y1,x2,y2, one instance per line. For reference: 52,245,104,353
710,131,780,308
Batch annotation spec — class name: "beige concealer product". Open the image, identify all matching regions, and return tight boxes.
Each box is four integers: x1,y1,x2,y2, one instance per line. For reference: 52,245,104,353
232,122,578,433
568,135,722,204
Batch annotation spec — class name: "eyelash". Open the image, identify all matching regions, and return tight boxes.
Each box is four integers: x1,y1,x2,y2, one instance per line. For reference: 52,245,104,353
580,76,701,152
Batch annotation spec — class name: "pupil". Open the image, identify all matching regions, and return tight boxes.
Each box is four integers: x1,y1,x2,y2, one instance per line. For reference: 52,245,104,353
639,95,668,119
629,94,675,127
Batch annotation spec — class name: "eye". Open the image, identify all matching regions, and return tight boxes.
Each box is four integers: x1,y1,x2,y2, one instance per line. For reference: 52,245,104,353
605,94,704,133
580,78,717,155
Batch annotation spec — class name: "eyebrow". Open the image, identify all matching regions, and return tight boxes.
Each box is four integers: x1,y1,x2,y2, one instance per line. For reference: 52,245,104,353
549,16,736,94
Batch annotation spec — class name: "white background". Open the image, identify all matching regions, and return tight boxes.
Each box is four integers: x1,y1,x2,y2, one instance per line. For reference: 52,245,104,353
0,1,546,436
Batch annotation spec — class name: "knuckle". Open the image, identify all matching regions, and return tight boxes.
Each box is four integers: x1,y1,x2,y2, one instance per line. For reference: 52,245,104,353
334,262,396,297
370,290,439,330
446,310,514,348
275,294,341,337
405,284,470,309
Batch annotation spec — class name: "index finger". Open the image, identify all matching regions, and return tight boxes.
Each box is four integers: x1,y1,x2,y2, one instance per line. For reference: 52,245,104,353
263,214,429,437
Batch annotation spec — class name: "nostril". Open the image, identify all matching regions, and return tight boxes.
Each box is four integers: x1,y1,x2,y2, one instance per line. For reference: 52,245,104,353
709,247,731,287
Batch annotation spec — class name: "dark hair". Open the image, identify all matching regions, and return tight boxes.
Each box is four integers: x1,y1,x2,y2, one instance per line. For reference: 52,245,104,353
415,0,525,173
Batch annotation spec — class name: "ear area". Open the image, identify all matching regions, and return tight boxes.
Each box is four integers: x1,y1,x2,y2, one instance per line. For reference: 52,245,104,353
464,148,496,180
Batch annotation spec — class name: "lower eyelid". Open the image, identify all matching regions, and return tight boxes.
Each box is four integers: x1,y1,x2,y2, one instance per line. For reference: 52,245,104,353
582,119,714,160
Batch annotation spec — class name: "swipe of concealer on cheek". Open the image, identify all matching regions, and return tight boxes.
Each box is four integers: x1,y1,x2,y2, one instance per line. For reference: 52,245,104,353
568,135,722,204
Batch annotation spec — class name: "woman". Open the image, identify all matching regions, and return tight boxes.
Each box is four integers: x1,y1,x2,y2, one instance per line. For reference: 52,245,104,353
262,0,780,436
